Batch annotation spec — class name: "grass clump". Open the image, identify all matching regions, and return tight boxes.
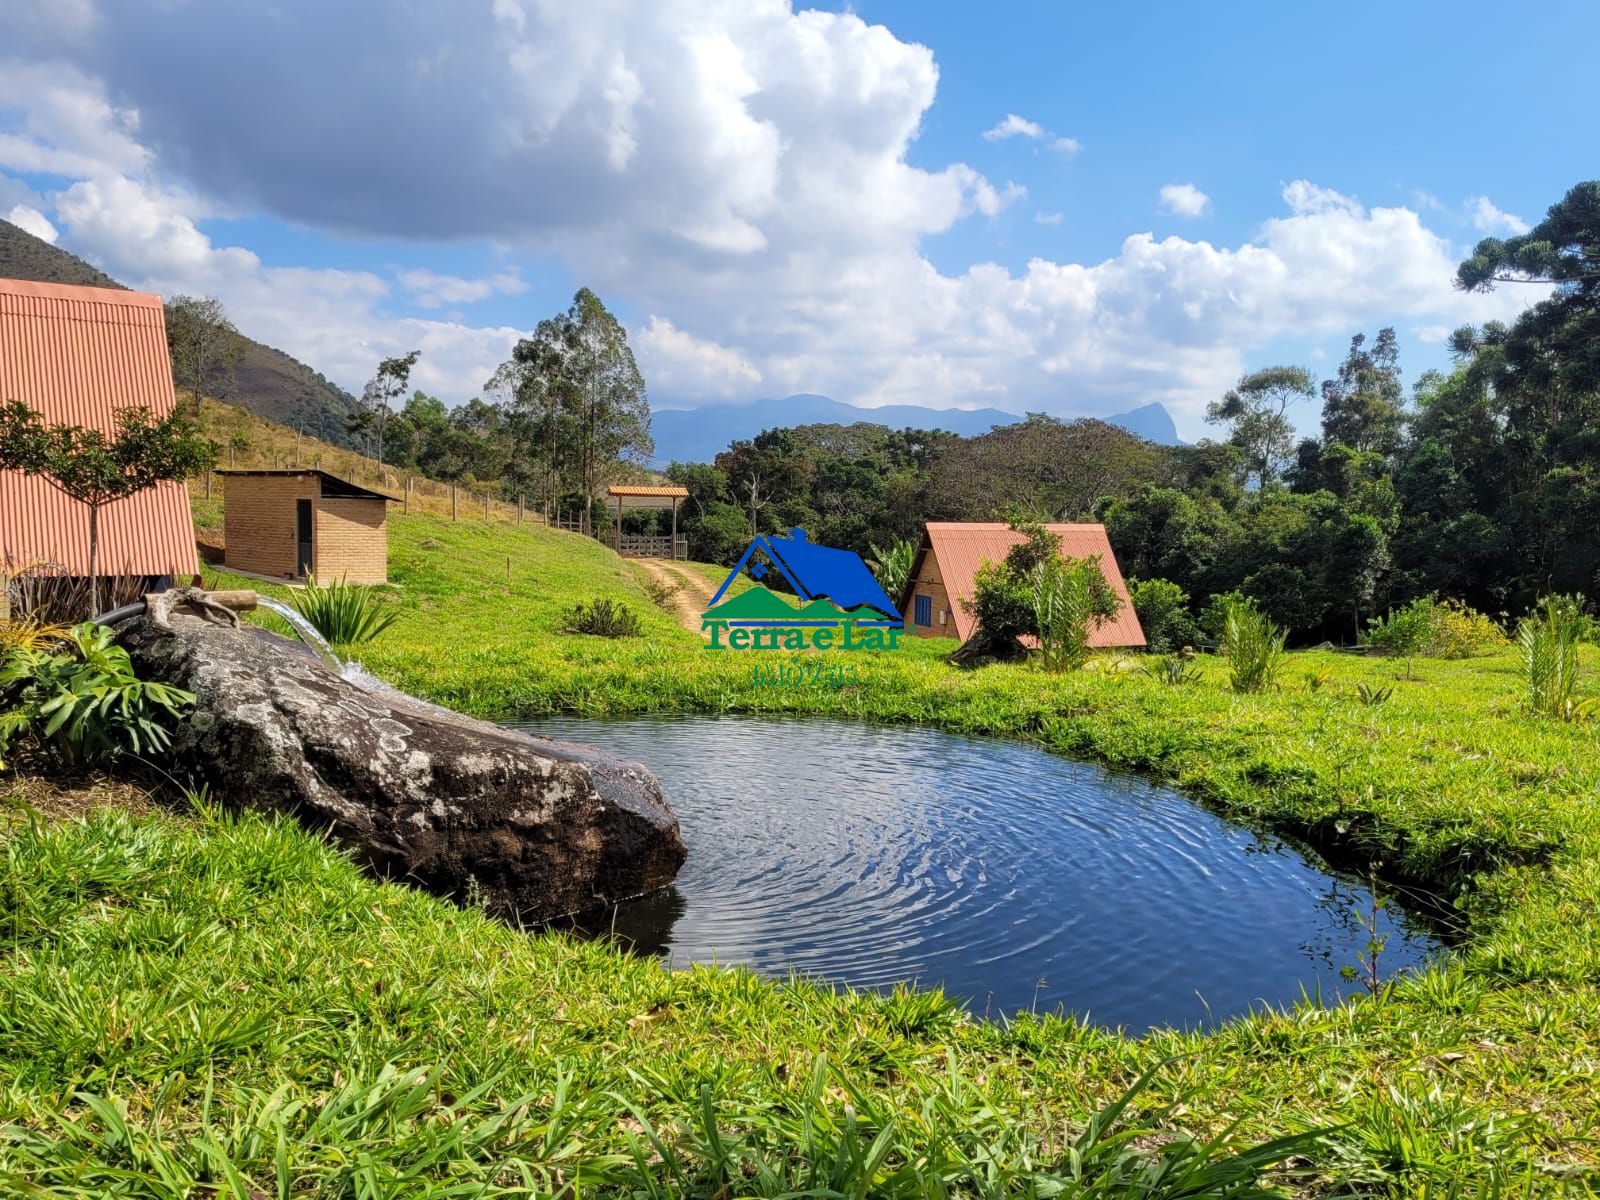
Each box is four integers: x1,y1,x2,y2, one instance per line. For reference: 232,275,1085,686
564,596,643,638
290,574,399,646
1519,594,1595,721
1220,596,1285,694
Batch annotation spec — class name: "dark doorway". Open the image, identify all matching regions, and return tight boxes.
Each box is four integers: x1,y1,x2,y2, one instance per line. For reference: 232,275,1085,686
295,499,314,577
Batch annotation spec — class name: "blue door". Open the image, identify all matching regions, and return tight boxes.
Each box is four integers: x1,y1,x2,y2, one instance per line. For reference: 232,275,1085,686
914,594,932,627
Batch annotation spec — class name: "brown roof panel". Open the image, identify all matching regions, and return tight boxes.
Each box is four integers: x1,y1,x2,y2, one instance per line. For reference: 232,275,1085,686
0,278,200,578
606,485,689,497
920,522,1146,647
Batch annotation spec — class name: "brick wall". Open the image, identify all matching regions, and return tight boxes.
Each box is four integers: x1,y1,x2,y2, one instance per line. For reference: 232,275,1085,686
906,549,955,637
222,474,319,579
314,498,388,584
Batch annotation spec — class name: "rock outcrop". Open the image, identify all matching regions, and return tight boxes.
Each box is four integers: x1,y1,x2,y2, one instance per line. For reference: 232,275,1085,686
119,613,686,920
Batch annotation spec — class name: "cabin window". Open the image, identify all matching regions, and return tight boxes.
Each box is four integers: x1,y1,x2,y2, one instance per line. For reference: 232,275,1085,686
914,594,932,626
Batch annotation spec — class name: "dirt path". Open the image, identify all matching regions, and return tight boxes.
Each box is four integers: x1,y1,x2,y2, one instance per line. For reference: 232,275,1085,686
634,558,715,635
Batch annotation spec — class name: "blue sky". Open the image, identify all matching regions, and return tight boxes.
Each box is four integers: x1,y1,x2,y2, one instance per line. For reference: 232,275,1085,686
1,1,1592,439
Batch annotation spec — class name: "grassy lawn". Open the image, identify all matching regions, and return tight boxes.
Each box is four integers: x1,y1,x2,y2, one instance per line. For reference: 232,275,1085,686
5,510,1600,1195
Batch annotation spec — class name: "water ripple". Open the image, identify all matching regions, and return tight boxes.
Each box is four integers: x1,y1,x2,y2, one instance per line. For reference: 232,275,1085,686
518,714,1440,1030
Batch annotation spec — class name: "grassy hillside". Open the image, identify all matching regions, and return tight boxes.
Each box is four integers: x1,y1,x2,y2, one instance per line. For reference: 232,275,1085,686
189,397,534,539
5,509,1600,1192
0,217,363,447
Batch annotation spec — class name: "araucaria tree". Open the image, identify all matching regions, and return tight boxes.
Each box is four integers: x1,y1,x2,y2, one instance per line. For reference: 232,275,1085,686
349,350,420,466
0,401,216,616
165,295,245,418
488,289,651,527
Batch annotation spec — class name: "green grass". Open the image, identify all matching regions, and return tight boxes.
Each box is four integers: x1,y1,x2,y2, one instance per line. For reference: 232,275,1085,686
4,510,1600,1194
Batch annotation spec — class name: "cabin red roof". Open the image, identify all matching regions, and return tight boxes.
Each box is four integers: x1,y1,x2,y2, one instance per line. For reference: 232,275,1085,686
0,278,200,578
906,522,1146,647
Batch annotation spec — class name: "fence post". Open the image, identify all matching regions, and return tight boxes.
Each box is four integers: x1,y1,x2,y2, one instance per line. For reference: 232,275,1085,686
484,490,490,521
451,486,458,521
517,494,523,524
404,476,411,516
204,470,212,499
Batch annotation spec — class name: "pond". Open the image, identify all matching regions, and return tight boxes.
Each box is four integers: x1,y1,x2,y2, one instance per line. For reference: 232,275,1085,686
513,714,1442,1030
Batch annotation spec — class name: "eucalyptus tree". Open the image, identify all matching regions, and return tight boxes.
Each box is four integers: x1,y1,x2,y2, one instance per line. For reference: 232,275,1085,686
349,350,420,467
490,289,651,526
165,294,245,418
1205,366,1315,489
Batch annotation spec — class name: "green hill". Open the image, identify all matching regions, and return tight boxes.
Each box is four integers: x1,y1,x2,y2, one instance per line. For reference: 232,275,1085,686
0,216,364,447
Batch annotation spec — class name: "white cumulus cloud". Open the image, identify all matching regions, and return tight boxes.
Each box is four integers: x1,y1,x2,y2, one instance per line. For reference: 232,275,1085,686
5,203,58,242
397,268,530,309
1466,196,1530,236
638,316,762,397
982,113,1044,141
0,4,1547,439
1158,183,1210,217
982,112,1079,155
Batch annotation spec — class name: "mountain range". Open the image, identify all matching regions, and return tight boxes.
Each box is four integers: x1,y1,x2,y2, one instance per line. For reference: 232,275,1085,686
0,217,364,447
648,394,1180,466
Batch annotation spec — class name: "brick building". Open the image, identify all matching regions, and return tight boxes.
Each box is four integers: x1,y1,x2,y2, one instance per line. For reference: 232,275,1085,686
219,470,393,584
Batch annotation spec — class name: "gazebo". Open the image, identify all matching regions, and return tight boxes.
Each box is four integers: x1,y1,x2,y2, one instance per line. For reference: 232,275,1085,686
604,485,689,559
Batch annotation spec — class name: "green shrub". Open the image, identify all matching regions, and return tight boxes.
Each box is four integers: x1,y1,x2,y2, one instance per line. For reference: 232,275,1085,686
1128,578,1202,653
1518,594,1594,721
1201,589,1251,644
291,575,400,646
962,522,1065,656
0,623,194,769
1425,598,1509,658
1031,555,1120,673
1364,597,1507,671
1221,596,1285,694
1363,598,1434,679
564,597,643,638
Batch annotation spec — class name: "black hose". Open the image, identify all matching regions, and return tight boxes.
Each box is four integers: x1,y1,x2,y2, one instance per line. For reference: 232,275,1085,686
93,601,149,626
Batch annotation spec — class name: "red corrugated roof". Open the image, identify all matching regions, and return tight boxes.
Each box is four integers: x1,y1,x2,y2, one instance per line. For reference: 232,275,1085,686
912,522,1146,647
0,278,200,578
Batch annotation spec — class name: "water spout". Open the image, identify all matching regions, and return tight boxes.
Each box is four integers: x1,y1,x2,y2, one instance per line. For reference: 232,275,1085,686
256,598,344,673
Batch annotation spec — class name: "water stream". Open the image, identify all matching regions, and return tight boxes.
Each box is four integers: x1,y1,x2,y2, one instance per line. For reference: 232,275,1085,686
513,713,1442,1030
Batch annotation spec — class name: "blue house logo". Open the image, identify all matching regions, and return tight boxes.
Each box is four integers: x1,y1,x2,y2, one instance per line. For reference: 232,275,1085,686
701,529,904,651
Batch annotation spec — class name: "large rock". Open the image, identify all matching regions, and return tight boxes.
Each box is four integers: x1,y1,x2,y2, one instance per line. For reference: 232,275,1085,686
119,613,685,920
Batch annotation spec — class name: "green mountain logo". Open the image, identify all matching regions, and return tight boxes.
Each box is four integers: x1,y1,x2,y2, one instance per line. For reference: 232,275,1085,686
703,587,889,623
702,585,804,620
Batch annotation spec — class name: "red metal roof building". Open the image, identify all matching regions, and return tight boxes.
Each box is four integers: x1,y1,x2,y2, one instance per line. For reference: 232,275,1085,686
0,278,199,579
899,522,1146,647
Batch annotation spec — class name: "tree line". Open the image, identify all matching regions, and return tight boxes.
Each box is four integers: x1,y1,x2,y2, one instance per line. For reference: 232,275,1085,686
660,181,1600,643
163,287,655,528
